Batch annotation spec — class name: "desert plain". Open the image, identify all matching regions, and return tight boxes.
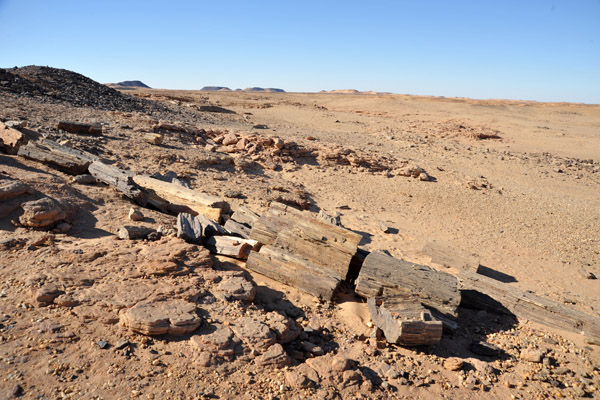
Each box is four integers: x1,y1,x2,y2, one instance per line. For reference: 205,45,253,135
1,66,600,399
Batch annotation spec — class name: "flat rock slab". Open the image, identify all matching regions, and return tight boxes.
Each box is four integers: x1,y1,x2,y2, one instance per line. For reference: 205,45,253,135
118,225,155,240
121,300,202,335
190,324,242,359
19,197,66,228
255,343,292,367
138,238,213,275
231,317,276,352
0,180,32,201
215,275,256,302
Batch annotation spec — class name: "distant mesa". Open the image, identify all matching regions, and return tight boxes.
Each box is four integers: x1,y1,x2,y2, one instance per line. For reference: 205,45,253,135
244,87,285,93
201,86,232,91
116,80,151,88
323,89,360,94
201,86,285,93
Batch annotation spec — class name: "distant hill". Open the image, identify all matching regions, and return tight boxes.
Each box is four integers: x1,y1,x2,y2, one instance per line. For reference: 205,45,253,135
116,80,151,88
201,86,231,91
201,86,284,93
245,87,285,93
0,65,165,112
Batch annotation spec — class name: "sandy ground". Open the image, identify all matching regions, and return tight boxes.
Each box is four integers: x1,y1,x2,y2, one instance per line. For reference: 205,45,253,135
1,86,600,399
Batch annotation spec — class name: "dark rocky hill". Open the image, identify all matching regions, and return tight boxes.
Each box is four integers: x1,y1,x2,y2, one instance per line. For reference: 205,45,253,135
0,66,164,113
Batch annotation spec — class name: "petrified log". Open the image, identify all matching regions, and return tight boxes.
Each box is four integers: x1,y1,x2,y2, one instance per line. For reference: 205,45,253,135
224,219,251,239
355,251,460,317
368,296,443,346
231,205,260,227
17,139,95,175
118,225,155,240
458,270,600,340
89,161,147,206
205,235,258,259
422,241,481,273
57,121,103,135
250,202,361,278
19,197,66,228
132,175,228,219
246,246,341,299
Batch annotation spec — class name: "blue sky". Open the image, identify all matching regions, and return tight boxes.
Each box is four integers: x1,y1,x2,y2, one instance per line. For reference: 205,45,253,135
0,0,598,103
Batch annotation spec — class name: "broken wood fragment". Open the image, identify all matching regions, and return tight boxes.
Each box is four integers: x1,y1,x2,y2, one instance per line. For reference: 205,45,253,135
422,241,481,273
17,139,95,175
223,219,251,239
368,296,443,346
458,270,600,340
230,205,260,227
205,235,257,259
132,175,228,219
246,246,341,299
57,121,103,135
0,121,25,154
250,202,361,277
89,161,147,206
176,213,203,244
355,251,460,317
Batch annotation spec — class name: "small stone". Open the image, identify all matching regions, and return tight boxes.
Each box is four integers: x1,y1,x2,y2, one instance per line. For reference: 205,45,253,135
145,133,163,145
34,283,63,306
222,133,239,146
302,341,324,355
331,355,353,372
128,208,144,221
378,221,390,233
54,294,79,307
230,317,276,352
476,310,488,318
71,174,97,184
444,357,464,371
9,383,24,398
255,343,291,367
97,340,109,349
343,370,362,383
215,276,256,302
520,348,545,363
115,339,130,350
55,222,72,233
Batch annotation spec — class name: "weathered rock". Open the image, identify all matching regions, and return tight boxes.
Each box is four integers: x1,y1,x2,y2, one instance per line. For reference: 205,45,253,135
57,121,103,135
128,208,144,221
121,300,202,335
222,133,238,146
215,275,256,302
285,369,316,389
19,197,66,228
138,238,213,275
0,180,32,201
444,357,464,371
0,121,25,154
265,312,301,344
231,317,276,352
176,213,203,244
190,324,242,361
520,348,546,363
118,225,154,240
331,355,354,372
54,294,79,307
145,132,163,145
34,283,63,306
255,343,292,367
54,222,71,233
71,174,97,184
306,355,334,379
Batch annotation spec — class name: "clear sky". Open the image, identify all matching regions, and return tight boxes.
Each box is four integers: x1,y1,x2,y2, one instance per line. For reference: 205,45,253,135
0,0,598,103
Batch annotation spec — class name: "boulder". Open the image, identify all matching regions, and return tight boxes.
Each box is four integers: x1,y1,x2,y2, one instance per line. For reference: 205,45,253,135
19,197,66,228
121,300,202,335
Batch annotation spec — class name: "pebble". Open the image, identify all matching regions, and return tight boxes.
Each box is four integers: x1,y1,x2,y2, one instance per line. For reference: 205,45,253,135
520,348,546,363
97,340,109,349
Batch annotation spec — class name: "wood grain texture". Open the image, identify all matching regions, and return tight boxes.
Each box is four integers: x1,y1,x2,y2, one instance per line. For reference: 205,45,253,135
458,270,600,340
355,251,460,317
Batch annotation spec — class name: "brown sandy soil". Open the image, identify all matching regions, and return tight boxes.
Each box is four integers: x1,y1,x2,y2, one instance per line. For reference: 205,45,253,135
1,80,600,399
